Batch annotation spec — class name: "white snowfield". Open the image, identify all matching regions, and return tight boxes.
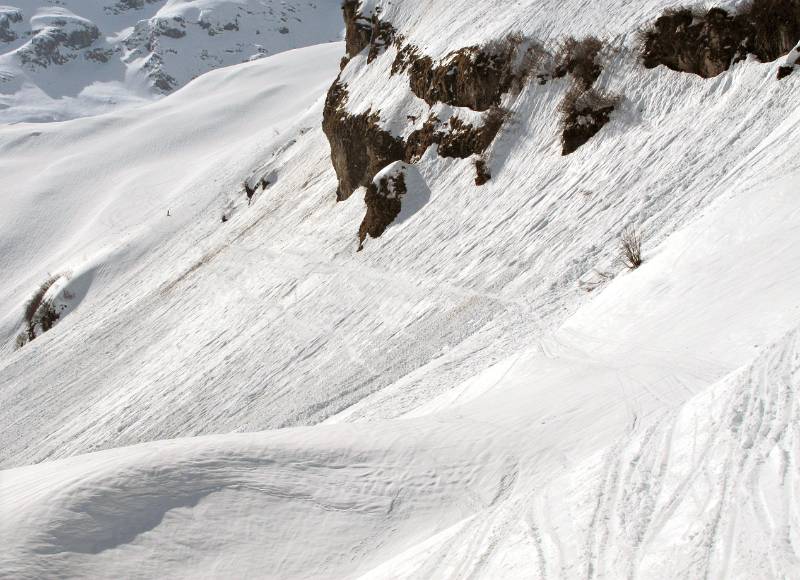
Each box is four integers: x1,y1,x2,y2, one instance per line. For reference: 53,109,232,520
1,0,800,577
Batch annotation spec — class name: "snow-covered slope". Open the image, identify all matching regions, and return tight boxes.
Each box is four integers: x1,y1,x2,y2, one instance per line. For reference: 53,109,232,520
0,0,343,122
1,0,799,577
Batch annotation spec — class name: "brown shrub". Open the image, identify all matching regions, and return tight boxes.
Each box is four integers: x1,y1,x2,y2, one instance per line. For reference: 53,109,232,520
619,226,643,270
553,36,605,89
19,275,62,344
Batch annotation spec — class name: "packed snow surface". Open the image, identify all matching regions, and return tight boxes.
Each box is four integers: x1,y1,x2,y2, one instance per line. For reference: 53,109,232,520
1,0,800,578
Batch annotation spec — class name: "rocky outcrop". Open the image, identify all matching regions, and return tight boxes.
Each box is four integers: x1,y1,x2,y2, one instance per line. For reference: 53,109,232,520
17,14,102,68
777,43,800,79
550,37,617,156
342,0,396,62
405,107,507,160
104,0,161,16
342,1,372,58
0,7,23,43
323,79,507,202
325,4,521,202
324,5,535,245
358,164,407,250
559,87,617,155
474,157,491,185
394,40,523,111
322,82,406,201
640,0,800,78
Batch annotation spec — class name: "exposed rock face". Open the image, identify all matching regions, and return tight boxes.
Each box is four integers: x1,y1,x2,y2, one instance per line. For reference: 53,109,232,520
405,107,506,160
342,0,396,62
323,79,506,202
474,157,491,186
777,42,800,78
395,42,520,111
325,4,519,203
17,15,102,68
103,0,161,16
324,5,529,244
747,0,800,62
358,165,407,250
560,87,617,155
342,0,372,58
0,7,23,43
641,0,800,78
322,82,405,201
550,37,617,156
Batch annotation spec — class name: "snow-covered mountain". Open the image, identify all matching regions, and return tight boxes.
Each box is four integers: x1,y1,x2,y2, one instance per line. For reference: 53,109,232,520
0,0,343,122
1,0,799,578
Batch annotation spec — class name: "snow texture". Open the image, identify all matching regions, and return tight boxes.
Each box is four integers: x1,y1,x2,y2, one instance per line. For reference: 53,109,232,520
1,0,800,577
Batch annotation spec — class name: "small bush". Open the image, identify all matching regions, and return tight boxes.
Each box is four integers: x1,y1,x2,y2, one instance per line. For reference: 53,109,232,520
619,226,643,270
243,181,256,204
20,275,62,344
35,300,59,332
553,36,604,89
511,40,547,92
23,276,58,336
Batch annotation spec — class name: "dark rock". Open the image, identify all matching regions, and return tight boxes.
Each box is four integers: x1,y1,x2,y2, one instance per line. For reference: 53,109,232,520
559,87,617,155
18,20,102,68
474,157,491,185
640,0,800,78
323,79,507,202
358,172,406,250
340,0,396,63
395,41,520,111
85,47,115,62
0,8,23,43
322,81,406,201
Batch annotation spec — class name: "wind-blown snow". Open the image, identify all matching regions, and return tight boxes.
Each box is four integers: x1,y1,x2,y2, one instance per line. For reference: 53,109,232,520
1,0,799,577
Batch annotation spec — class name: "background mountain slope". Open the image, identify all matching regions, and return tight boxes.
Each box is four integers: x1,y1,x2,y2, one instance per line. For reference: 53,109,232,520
0,0,342,122
1,0,799,577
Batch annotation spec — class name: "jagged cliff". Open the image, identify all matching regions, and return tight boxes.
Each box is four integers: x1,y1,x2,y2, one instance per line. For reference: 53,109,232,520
323,0,800,248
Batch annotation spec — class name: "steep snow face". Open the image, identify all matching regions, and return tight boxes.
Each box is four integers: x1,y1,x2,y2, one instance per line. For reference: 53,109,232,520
1,0,800,577
0,0,343,122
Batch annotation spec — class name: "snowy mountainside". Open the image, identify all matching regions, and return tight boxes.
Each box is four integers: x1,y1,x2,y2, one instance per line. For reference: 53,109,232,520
0,0,343,122
1,0,800,577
